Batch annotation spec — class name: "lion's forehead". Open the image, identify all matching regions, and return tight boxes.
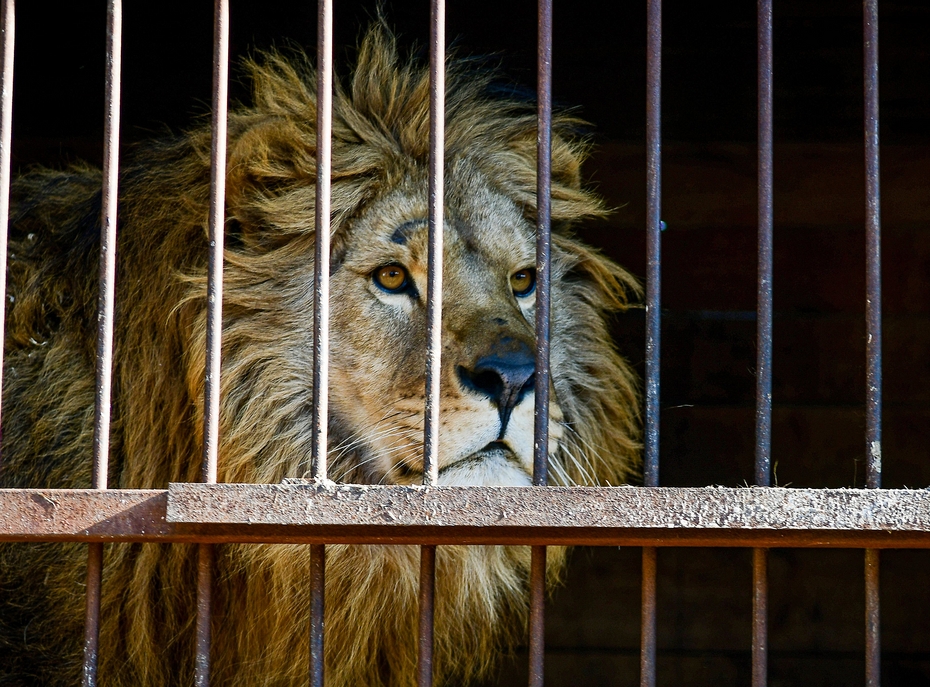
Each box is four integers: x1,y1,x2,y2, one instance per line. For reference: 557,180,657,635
345,172,535,276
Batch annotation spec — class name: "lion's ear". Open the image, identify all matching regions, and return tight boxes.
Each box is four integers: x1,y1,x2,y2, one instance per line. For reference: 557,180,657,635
216,113,340,254
226,117,316,206
488,118,608,225
554,233,642,311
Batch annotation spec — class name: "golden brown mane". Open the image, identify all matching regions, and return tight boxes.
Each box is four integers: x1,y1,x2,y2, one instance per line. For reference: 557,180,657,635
1,24,639,686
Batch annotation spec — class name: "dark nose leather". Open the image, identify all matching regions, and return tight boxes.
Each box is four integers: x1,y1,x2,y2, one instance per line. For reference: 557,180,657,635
458,347,535,436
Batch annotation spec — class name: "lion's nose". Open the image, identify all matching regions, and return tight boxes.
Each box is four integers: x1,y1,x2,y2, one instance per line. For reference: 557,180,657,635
457,348,535,436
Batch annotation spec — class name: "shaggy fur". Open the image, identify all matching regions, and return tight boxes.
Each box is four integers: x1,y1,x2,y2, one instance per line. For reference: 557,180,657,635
0,26,640,687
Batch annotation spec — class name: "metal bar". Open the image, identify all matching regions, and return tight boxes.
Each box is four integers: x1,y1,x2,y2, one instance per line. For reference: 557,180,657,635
93,0,122,494
195,1,229,685
640,547,657,687
529,2,554,685
309,544,325,687
865,548,881,686
529,545,546,685
642,1,662,685
644,1,662,489
863,2,882,685
418,3,444,685
756,0,773,490
864,0,881,494
311,0,332,483
753,2,774,685
195,543,214,686
202,0,229,488
309,1,333,684
423,0,444,488
534,0,553,490
83,543,104,687
417,545,436,687
0,0,14,463
5,486,930,544
752,548,768,687
83,2,122,683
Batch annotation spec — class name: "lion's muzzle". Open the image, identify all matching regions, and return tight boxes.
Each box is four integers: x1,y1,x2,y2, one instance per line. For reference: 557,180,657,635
456,338,535,437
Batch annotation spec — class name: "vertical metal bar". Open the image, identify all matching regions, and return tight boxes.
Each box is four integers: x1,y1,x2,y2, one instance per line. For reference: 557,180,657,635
752,548,768,687
640,547,657,687
863,2,882,685
534,0,553,491
0,0,14,462
309,1,333,685
82,2,121,684
312,0,332,483
417,545,436,687
202,0,228,489
753,2,774,686
83,544,104,687
529,545,547,686
423,0,445,489
756,1,773,491
641,1,662,686
863,1,881,492
195,1,228,685
308,544,325,686
418,3,444,687
865,548,881,686
644,3,662,489
528,2,553,685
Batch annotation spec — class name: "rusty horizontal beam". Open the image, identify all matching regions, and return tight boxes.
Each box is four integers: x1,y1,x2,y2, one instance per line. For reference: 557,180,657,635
1,485,930,547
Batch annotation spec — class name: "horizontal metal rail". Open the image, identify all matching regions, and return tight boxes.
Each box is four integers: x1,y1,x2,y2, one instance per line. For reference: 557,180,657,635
1,485,930,547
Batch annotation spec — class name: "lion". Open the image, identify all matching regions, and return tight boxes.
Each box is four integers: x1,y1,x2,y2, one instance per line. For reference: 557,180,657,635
0,25,640,687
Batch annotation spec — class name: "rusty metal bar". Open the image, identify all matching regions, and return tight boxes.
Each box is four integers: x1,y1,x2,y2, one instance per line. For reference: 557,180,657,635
5,486,930,546
865,547,880,686
640,547,657,687
529,1,554,685
864,0,881,494
195,1,229,685
417,545,436,687
202,0,228,489
311,0,332,483
309,0,333,684
83,543,104,687
534,0,552,491
863,1,882,684
195,543,214,686
418,2,444,685
0,0,14,460
644,3,662,489
756,0,773,490
529,544,546,685
93,0,122,494
309,544,325,686
753,1,773,685
752,547,768,687
423,0,444,488
83,2,122,683
642,0,662,685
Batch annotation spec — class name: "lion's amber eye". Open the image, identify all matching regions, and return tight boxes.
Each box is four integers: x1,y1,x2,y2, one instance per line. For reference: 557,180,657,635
373,264,410,294
510,268,536,297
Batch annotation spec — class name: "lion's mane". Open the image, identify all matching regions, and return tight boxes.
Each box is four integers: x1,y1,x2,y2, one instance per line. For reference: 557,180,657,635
0,26,639,687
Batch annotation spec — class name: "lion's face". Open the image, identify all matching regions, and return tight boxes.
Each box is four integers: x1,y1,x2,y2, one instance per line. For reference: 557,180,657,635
329,161,563,487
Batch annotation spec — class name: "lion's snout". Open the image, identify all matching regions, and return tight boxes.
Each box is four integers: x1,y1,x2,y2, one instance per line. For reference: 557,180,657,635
456,341,535,436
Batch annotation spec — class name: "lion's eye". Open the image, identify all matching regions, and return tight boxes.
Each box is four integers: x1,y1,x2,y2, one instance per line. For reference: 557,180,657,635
373,264,410,294
510,268,536,298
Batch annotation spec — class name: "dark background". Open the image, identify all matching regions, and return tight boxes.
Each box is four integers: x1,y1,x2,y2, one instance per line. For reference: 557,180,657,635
12,1,930,685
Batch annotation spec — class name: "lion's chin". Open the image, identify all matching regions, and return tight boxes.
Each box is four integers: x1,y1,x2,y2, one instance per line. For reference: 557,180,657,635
438,443,533,487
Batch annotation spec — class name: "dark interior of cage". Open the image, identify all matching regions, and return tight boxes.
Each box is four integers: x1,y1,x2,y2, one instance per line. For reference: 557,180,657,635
11,1,930,685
